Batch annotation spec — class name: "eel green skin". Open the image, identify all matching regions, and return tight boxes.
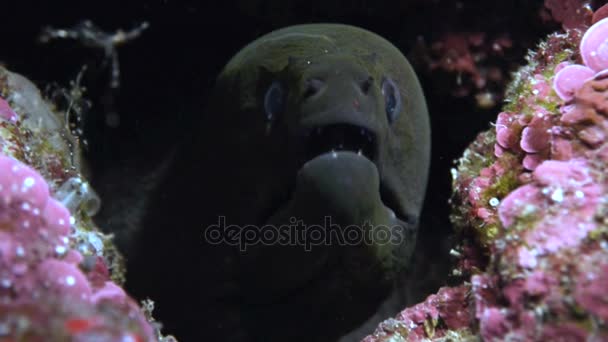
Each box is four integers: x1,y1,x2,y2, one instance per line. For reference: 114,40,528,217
127,23,430,341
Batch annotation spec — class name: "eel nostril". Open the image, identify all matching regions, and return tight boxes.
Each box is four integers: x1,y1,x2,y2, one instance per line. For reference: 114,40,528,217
303,78,324,99
359,76,373,95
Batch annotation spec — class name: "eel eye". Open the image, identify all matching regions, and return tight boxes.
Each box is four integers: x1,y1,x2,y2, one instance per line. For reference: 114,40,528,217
264,81,286,122
381,77,401,124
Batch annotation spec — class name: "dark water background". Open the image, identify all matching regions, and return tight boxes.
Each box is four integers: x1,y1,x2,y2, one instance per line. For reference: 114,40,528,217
0,0,583,339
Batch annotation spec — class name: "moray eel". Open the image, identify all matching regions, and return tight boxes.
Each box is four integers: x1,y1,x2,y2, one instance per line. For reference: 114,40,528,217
127,24,430,341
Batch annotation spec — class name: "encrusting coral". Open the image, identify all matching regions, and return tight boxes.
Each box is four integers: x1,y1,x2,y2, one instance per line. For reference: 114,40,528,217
0,67,173,341
365,4,608,342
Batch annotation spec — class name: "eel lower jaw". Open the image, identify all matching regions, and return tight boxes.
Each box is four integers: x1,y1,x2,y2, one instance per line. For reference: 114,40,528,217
379,179,417,228
241,151,411,302
301,122,414,227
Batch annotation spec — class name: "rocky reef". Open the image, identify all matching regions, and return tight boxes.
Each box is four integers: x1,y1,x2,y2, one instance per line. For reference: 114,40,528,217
365,5,608,342
0,67,173,341
2,2,608,341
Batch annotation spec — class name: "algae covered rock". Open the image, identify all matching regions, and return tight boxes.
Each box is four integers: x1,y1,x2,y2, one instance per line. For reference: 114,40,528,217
0,66,174,341
365,6,608,342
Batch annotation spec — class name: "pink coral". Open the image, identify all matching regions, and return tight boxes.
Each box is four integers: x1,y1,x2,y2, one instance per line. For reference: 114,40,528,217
572,251,608,321
580,17,608,71
543,0,593,30
366,5,608,341
554,64,596,101
458,9,608,340
413,31,513,108
363,286,471,341
592,3,608,24
553,17,608,104
0,146,155,339
494,75,559,171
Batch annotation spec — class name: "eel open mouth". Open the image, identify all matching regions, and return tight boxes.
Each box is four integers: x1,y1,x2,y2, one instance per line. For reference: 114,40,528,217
305,123,377,161
302,123,411,225
241,121,415,303
241,123,412,338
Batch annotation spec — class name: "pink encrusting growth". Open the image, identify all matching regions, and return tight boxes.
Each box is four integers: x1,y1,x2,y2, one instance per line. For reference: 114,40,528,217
0,69,172,340
553,16,608,102
542,0,593,30
362,286,472,342
580,17,608,72
553,64,595,101
365,4,608,341
413,31,514,109
0,96,17,123
0,153,156,341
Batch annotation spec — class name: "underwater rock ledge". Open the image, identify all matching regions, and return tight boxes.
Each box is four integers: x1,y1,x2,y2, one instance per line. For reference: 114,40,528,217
365,8,608,342
0,67,174,341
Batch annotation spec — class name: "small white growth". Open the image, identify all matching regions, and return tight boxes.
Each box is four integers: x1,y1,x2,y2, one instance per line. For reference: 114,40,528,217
87,233,104,254
120,335,137,342
450,168,458,181
58,218,65,226
69,216,76,225
449,248,462,257
575,190,585,199
489,197,500,207
15,246,25,257
1,278,11,288
21,202,31,211
550,188,564,202
22,220,30,228
22,177,35,191
534,306,545,319
65,275,76,286
55,245,67,255
522,204,538,216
